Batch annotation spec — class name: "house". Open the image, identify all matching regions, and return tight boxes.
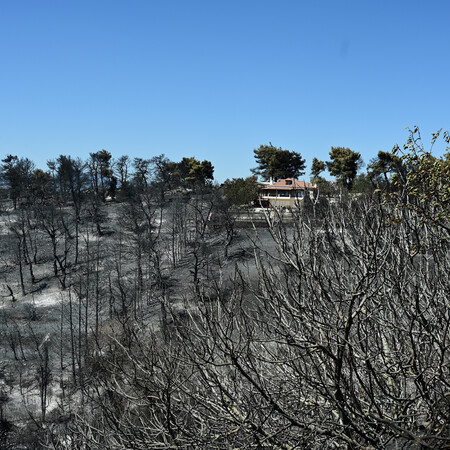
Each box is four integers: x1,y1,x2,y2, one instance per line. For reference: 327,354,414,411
258,178,316,207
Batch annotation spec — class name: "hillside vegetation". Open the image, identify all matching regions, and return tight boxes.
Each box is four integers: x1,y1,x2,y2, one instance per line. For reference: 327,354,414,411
1,129,450,448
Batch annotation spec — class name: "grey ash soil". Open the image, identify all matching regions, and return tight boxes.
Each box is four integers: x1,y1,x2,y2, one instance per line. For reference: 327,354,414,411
0,199,276,434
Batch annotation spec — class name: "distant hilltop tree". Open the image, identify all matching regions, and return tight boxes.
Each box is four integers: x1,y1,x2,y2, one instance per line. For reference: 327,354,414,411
310,157,326,184
223,176,259,207
251,143,306,182
367,150,407,189
0,155,35,209
327,146,362,191
167,157,214,186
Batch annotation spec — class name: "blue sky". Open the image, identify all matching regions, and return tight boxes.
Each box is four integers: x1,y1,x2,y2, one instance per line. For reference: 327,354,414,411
1,0,449,182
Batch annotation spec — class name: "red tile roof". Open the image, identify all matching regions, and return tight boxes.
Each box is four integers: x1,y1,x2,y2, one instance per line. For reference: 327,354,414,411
260,179,315,190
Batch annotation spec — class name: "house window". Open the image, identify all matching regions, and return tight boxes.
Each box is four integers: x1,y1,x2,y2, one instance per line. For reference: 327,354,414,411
290,190,304,199
285,180,292,185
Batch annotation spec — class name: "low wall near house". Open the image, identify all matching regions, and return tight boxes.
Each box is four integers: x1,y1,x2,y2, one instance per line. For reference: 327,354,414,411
232,208,295,224
264,198,302,208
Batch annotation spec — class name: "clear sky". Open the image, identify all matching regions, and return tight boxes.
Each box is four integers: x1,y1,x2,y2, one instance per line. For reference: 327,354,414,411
1,0,449,182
